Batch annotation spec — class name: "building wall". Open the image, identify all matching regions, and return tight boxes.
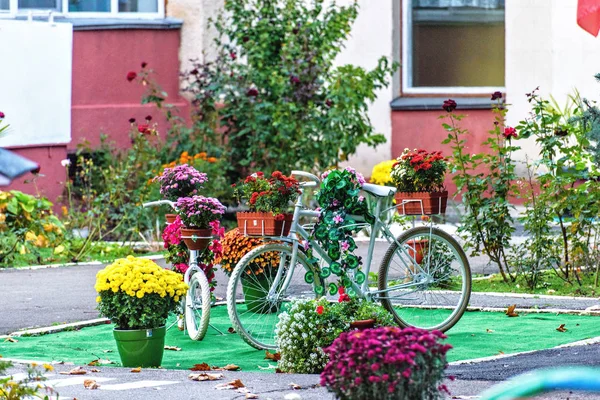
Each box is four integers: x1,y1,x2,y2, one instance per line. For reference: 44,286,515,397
6,26,188,203
506,0,600,168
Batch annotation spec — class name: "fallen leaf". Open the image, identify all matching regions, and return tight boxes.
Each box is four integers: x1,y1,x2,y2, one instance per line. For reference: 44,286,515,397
190,363,211,371
88,360,99,366
102,350,113,353
265,351,281,361
215,379,245,390
290,382,301,390
556,324,568,332
189,372,224,381
83,379,100,389
246,393,259,399
60,367,87,375
130,367,142,373
4,337,18,343
486,329,494,333
275,368,284,374
164,345,181,351
505,304,519,317
88,359,114,366
221,364,240,371
228,327,236,334
498,350,505,355
90,368,101,373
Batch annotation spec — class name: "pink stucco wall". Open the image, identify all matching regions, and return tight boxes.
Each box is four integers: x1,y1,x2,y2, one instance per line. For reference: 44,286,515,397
391,108,496,196
5,27,188,203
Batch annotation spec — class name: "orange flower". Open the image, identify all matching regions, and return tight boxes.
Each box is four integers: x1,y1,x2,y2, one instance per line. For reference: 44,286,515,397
207,157,218,163
61,206,68,216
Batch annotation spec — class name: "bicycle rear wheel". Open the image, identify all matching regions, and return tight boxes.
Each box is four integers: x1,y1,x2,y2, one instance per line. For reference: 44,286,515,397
185,270,211,341
378,226,471,332
227,243,320,350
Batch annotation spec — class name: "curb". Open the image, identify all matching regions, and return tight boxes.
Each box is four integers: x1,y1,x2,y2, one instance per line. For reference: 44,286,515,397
6,318,109,337
449,335,600,366
2,255,164,271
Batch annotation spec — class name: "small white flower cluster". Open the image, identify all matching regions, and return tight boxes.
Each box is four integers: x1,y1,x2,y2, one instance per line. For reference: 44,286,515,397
275,298,337,374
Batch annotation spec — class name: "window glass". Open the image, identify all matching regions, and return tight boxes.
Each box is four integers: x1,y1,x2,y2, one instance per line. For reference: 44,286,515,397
69,0,110,12
118,0,157,13
0,0,9,10
409,0,505,88
18,0,60,9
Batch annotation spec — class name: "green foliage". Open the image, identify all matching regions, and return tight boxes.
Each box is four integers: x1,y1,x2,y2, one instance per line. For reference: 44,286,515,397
306,168,372,296
0,190,65,267
275,297,394,374
442,96,517,283
515,89,600,285
0,361,55,399
143,0,396,182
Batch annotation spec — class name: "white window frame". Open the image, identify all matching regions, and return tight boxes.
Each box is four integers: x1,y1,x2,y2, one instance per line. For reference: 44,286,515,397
401,0,504,95
0,0,163,18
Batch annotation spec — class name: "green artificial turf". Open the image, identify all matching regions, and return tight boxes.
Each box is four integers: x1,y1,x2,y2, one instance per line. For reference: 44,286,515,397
1,306,598,371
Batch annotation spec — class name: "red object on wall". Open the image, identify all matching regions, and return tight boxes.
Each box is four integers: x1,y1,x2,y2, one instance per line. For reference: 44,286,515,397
577,0,600,37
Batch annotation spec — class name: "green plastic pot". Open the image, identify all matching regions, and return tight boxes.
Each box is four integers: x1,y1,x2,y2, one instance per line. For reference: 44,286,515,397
242,275,279,314
113,326,166,368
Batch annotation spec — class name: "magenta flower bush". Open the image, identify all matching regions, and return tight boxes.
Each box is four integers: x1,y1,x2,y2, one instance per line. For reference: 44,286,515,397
153,164,208,201
320,327,451,400
175,196,226,229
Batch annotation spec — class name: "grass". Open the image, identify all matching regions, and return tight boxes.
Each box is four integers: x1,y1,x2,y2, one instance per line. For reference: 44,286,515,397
470,270,599,297
1,306,599,371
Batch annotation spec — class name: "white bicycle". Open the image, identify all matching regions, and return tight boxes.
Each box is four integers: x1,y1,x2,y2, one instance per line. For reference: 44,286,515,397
143,200,217,341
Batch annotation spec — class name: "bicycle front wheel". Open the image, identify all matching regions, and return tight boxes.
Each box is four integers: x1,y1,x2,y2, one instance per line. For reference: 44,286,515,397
378,226,471,332
185,270,211,341
227,243,320,350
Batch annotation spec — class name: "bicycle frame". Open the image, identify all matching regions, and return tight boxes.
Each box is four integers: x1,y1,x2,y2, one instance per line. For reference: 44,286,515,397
266,185,436,302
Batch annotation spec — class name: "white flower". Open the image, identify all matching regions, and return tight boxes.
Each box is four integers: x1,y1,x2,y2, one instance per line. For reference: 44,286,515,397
60,159,71,167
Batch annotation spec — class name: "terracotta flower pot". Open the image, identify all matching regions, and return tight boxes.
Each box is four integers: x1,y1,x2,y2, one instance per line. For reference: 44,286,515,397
349,319,376,330
165,214,177,224
407,239,428,264
180,227,212,250
394,191,448,215
236,212,293,236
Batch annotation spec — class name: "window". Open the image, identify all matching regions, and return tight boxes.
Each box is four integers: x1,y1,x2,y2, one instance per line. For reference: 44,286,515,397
0,0,162,16
402,0,505,94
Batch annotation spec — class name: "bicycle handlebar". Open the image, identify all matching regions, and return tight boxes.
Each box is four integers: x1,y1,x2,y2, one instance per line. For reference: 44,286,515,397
143,200,176,209
291,170,321,188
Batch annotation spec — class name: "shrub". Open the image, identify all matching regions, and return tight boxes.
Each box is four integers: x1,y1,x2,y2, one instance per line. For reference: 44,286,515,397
321,327,451,400
95,256,188,329
275,298,394,374
0,190,65,267
0,360,56,399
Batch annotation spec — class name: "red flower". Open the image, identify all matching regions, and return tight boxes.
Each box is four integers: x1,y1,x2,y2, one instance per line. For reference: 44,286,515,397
338,286,345,295
141,61,147,68
126,71,137,82
247,88,259,97
503,127,517,139
491,91,502,100
145,115,152,121
137,124,150,134
442,99,457,112
338,293,350,303
0,111,5,119
275,213,285,221
316,305,324,315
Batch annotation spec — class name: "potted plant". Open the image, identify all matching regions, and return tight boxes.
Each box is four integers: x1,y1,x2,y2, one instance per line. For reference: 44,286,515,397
175,196,226,250
391,149,448,215
215,228,281,313
95,256,188,367
233,171,301,236
153,164,208,223
321,327,452,399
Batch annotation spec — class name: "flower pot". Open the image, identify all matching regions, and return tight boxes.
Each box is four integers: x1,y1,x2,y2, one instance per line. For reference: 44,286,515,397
236,212,293,236
180,227,212,250
165,214,177,224
113,326,166,368
349,319,376,330
241,274,279,314
394,191,448,215
407,239,428,264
